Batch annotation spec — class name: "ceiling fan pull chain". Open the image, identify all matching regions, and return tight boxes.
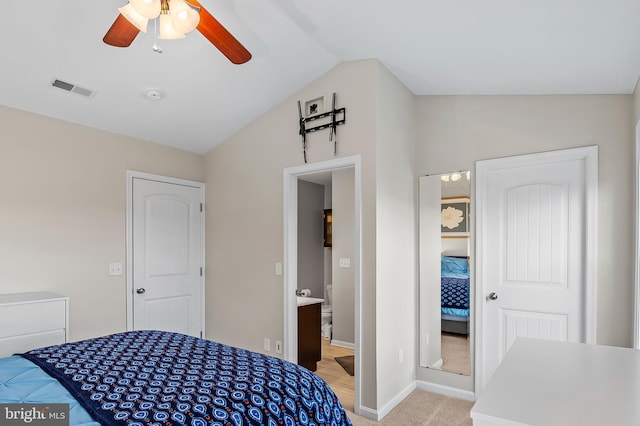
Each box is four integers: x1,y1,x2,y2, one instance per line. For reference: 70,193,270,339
152,17,163,53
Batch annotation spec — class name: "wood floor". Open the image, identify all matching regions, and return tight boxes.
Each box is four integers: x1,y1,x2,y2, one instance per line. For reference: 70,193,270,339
315,338,355,411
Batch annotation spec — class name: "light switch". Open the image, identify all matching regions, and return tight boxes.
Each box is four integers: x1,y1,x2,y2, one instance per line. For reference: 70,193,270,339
275,262,283,276
339,258,351,268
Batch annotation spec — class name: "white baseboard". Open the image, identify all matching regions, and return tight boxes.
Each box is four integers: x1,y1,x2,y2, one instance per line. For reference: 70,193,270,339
355,406,378,420
377,382,417,420
330,339,355,350
355,380,475,421
356,382,416,421
416,380,475,401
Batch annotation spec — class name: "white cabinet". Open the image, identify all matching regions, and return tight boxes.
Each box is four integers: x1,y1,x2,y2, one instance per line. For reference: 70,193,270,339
471,338,640,426
0,292,69,358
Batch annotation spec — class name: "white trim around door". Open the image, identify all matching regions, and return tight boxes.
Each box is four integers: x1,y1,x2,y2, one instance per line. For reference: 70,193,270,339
283,155,363,415
125,170,206,334
635,120,640,349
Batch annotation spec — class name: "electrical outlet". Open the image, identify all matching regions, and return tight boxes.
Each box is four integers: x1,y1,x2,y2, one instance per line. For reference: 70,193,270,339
275,340,282,354
339,258,351,268
398,348,404,363
264,338,271,352
108,262,123,276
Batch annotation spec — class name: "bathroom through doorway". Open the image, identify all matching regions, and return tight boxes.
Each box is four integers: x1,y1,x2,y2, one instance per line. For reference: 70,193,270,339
283,155,362,415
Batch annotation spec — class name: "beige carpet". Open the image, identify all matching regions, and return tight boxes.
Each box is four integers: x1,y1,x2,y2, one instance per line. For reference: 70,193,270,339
441,332,470,376
345,390,473,426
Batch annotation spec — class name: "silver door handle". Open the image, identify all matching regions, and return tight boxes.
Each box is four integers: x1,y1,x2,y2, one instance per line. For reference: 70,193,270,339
136,288,146,294
487,292,498,301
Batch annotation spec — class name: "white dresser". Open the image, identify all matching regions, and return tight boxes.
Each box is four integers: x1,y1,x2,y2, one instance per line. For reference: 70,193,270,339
0,292,69,358
471,338,640,426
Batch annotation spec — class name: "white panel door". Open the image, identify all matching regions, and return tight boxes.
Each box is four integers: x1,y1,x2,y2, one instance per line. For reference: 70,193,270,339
132,177,203,337
477,147,597,392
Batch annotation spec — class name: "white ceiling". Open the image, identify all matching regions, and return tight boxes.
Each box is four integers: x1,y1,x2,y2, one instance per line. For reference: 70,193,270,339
1,1,639,154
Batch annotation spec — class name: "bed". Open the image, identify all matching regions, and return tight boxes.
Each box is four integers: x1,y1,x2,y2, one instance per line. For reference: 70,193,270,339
440,256,470,335
0,329,352,426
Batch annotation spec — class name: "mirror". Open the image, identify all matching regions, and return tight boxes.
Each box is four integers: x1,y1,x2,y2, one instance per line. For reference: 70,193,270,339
419,171,471,375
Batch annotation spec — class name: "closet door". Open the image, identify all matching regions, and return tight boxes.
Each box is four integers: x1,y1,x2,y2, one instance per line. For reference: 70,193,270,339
475,146,597,393
131,176,204,337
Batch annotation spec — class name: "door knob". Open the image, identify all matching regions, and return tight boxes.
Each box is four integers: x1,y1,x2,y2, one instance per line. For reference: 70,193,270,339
487,292,498,301
136,288,146,294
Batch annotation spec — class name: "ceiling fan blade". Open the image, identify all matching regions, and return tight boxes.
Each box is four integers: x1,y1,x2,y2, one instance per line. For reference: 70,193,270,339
103,14,140,48
188,0,252,64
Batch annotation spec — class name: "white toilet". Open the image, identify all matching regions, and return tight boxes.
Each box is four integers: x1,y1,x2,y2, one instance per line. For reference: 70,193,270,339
321,284,333,339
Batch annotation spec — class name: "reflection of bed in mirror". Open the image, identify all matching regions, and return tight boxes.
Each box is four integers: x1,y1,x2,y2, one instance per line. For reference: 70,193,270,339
441,255,470,335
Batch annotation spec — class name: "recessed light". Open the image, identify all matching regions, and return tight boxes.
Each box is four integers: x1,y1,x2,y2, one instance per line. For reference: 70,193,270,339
144,88,164,101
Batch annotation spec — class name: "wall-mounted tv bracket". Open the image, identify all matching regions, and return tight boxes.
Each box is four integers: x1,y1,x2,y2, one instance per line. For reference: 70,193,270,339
297,92,346,163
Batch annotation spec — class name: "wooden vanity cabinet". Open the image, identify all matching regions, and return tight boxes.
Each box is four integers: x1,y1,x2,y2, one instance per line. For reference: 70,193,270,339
297,302,321,371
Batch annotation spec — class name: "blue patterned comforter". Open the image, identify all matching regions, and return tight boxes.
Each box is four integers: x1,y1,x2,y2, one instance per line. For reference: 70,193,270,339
441,276,470,313
20,330,352,426
440,256,470,317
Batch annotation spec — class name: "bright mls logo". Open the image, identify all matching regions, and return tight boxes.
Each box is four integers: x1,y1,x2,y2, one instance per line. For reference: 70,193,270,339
1,404,69,425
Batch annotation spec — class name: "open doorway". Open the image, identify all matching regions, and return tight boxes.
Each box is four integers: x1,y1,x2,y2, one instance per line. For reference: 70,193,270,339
283,155,362,415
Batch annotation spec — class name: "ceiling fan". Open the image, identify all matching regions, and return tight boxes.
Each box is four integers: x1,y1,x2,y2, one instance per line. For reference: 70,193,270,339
103,0,251,64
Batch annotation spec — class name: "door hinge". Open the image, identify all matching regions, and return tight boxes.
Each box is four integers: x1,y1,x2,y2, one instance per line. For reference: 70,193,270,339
200,203,203,212
200,267,203,276
200,331,203,339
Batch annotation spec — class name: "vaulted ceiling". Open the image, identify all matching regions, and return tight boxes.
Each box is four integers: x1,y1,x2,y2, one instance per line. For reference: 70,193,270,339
2,1,639,153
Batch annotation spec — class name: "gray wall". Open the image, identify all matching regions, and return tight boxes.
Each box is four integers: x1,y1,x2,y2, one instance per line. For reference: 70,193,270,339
0,105,205,341
297,180,325,299
331,168,355,345
374,62,418,405
634,77,640,126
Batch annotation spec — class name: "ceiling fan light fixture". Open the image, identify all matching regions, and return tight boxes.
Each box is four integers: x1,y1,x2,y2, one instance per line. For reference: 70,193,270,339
118,3,149,32
130,0,161,19
105,0,251,63
171,0,201,34
158,13,186,39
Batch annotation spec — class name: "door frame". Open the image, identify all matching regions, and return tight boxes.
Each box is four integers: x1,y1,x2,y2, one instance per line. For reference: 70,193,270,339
283,155,362,414
474,146,598,395
635,120,640,349
125,170,206,333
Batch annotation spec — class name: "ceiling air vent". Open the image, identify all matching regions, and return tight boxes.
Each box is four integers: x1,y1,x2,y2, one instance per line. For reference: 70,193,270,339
51,79,95,99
